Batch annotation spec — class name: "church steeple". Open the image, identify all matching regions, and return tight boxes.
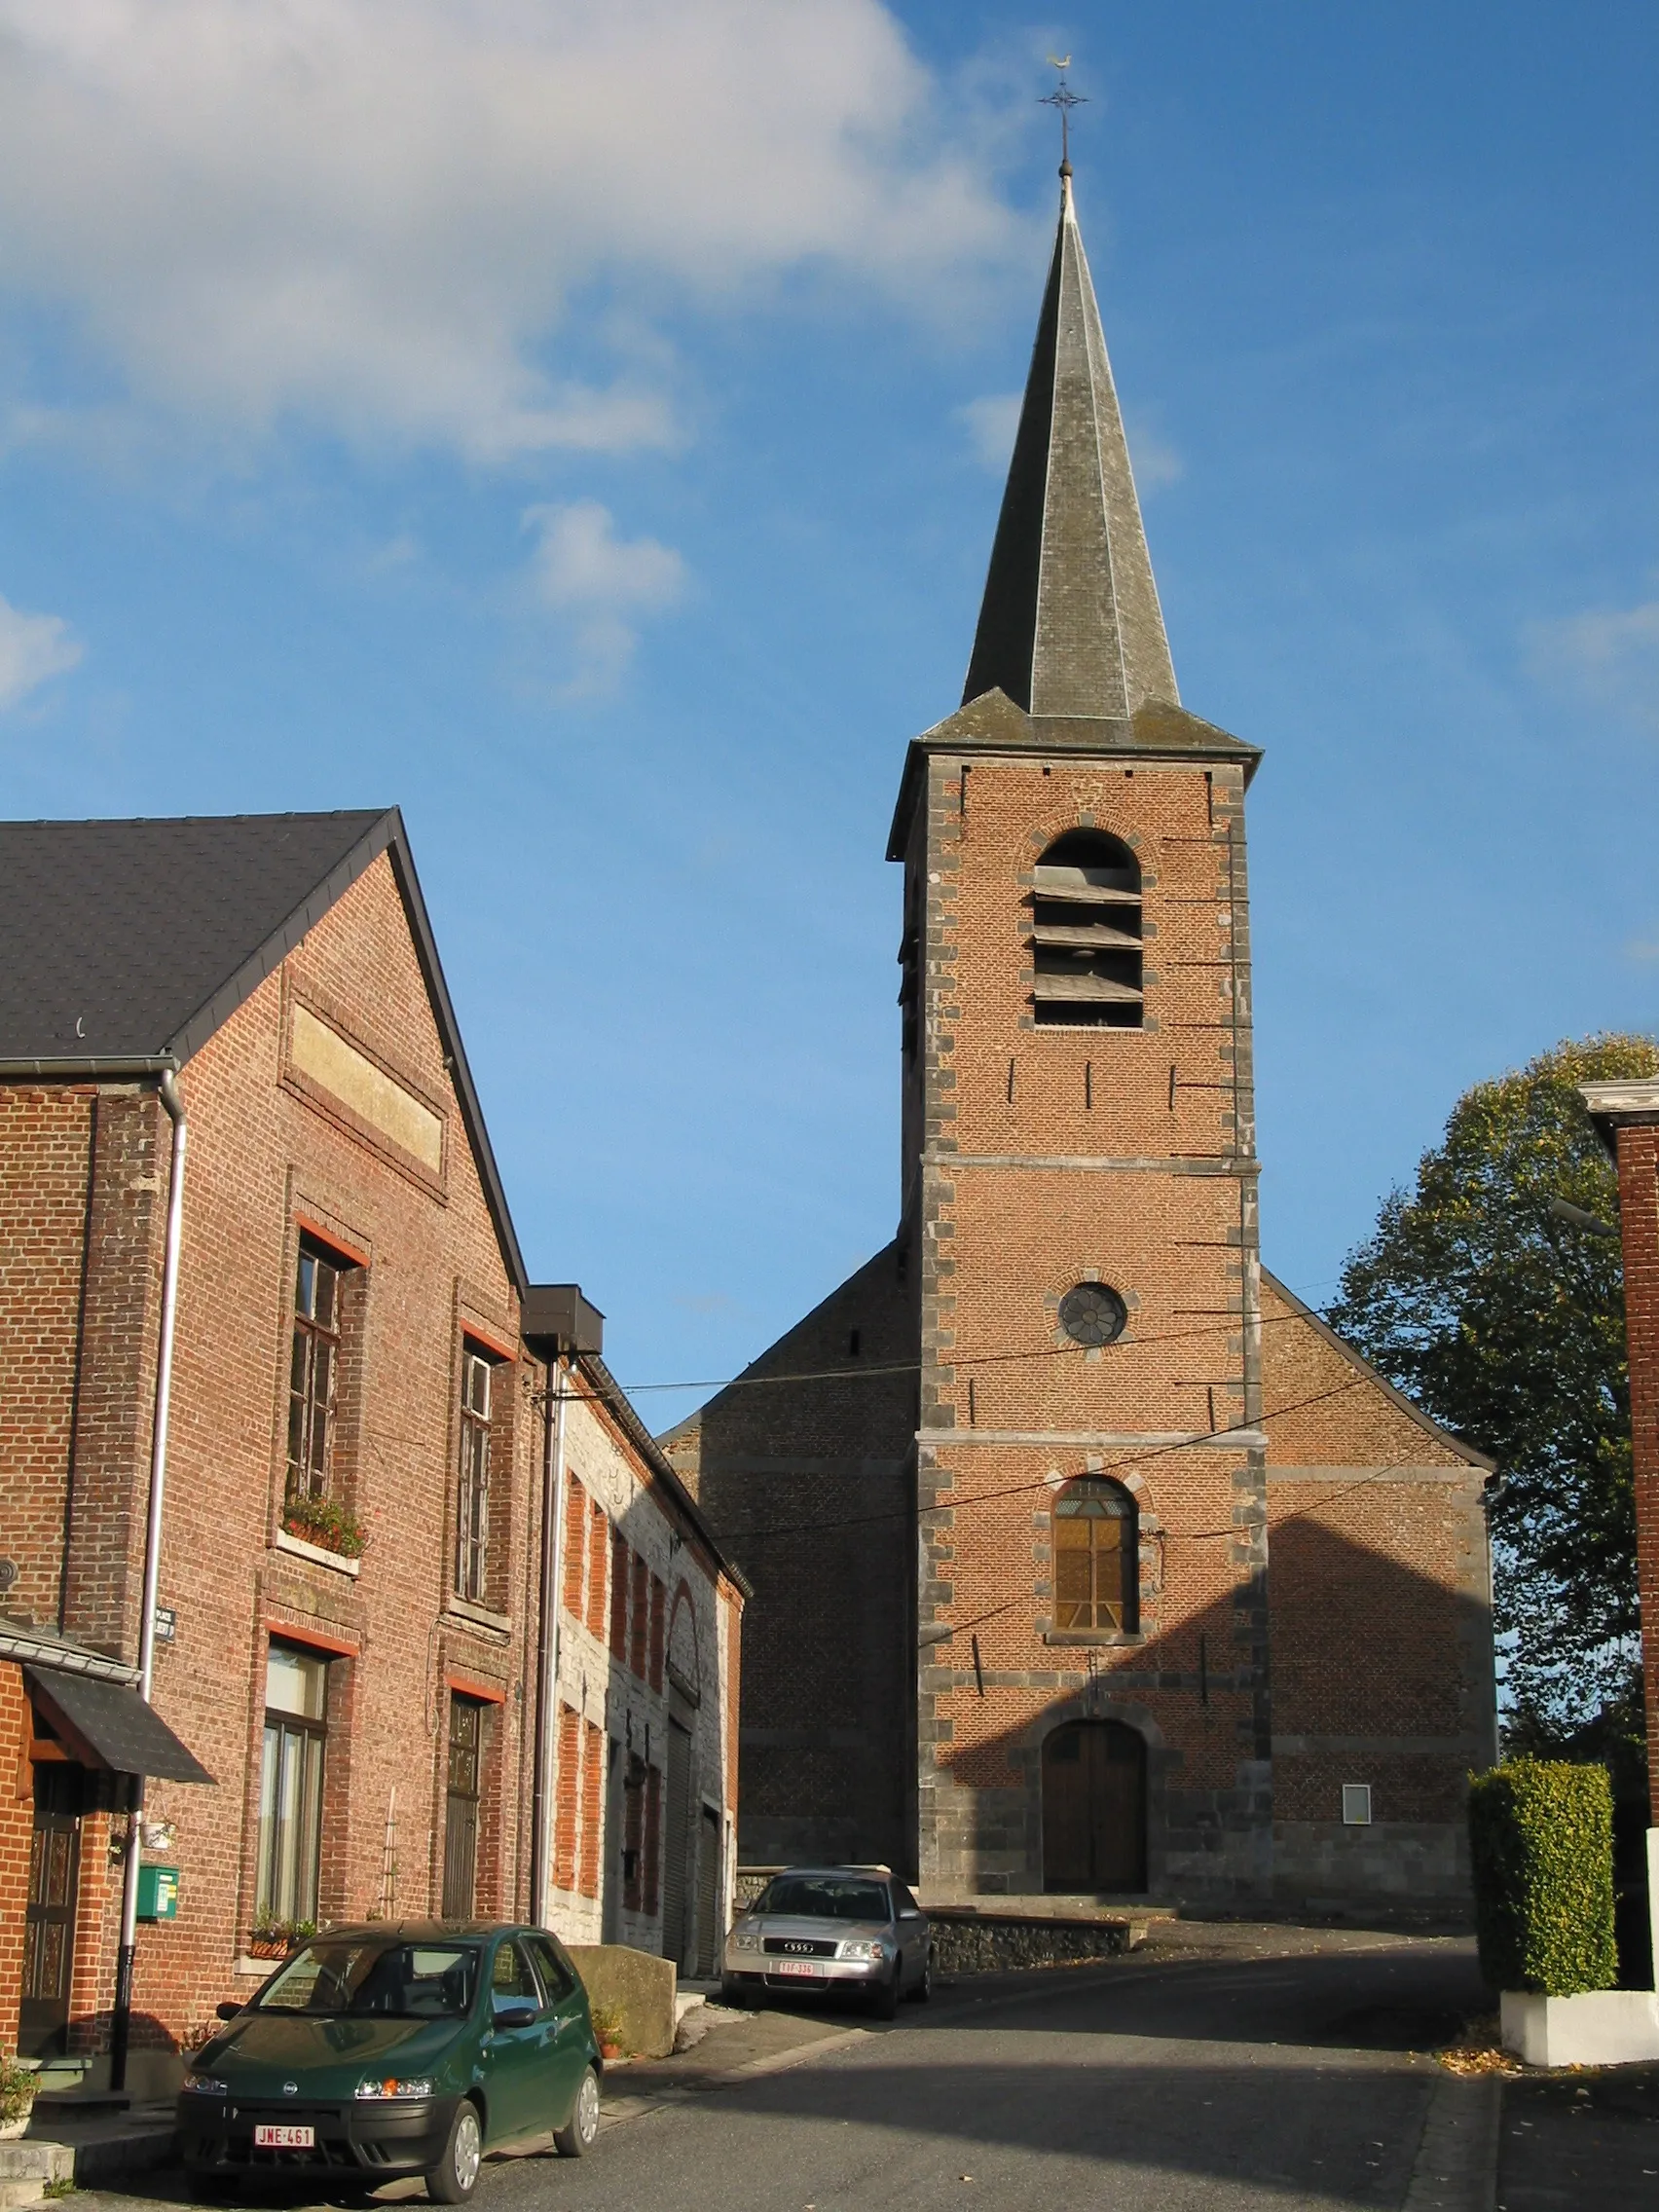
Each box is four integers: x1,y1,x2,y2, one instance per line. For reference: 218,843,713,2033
963,167,1178,720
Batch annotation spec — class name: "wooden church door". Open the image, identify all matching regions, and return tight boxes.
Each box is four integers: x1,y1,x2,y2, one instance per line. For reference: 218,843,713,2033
1042,1720,1147,1894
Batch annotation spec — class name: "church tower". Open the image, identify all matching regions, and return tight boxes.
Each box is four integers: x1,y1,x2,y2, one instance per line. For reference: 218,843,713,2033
889,164,1272,1897
667,159,1493,1917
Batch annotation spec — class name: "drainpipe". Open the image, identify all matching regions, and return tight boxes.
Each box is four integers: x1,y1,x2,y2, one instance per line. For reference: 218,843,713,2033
530,1352,570,1926
110,1068,187,2094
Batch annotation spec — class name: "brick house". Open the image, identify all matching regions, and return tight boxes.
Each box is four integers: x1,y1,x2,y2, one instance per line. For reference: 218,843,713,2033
0,809,742,2091
664,168,1495,1918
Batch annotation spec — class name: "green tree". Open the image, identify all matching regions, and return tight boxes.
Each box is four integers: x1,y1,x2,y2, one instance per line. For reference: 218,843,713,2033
1327,1034,1657,1737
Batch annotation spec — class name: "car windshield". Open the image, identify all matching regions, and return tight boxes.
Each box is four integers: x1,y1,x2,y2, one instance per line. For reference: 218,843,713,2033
754,1877,891,1922
256,1941,480,2019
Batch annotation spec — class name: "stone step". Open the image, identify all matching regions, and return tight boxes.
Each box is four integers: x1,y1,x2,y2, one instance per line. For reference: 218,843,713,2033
0,2180,47,2207
0,2146,75,2185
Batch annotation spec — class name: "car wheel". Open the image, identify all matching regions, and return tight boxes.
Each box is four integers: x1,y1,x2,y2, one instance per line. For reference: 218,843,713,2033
553,2065,601,2158
425,2099,484,2204
906,1952,933,2004
867,1970,900,2021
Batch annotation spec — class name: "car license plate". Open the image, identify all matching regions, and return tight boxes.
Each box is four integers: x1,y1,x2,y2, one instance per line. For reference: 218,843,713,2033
253,2124,314,2149
775,1960,821,1977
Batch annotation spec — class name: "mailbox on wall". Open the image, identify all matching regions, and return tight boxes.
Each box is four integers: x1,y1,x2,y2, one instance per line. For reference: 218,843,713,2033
136,1863,179,1921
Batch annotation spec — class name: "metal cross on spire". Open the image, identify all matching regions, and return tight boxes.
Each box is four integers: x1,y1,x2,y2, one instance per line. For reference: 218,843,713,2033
1039,55,1087,173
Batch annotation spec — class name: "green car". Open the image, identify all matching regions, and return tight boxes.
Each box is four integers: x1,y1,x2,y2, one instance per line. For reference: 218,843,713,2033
177,1922,603,2200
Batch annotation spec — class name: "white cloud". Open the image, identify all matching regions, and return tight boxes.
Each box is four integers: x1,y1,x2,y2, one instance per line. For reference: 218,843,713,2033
524,499,684,693
0,1,1020,461
957,391,1021,472
0,591,82,710
1530,599,1659,732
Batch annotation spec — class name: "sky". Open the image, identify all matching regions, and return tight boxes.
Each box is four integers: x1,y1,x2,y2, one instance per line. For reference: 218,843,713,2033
1,3,1655,1432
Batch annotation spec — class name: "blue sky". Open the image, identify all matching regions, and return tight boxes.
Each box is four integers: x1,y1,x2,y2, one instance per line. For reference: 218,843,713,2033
1,3,1655,1430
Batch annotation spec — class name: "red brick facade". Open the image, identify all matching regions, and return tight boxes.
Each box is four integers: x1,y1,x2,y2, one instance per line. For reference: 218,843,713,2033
672,704,1493,1914
1,822,742,2085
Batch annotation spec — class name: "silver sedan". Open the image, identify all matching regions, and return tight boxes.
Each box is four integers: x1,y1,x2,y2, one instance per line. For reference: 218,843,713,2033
721,1867,932,2019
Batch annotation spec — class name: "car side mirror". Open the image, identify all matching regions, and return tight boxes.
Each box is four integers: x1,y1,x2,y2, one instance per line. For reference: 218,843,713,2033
495,2004,537,2030
215,2001,243,2021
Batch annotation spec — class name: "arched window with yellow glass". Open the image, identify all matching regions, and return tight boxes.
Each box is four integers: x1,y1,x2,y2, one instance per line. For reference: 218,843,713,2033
1052,1477,1139,1635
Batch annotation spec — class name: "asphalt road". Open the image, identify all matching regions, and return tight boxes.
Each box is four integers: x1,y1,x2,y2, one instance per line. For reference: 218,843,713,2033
82,1938,1503,2212
493,1940,1490,2212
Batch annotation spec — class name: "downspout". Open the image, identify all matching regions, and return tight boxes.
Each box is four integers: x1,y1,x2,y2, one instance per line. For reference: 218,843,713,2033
530,1351,570,1926
110,1067,186,2094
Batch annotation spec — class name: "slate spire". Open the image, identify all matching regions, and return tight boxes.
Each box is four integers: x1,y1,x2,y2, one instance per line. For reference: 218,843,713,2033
963,166,1178,719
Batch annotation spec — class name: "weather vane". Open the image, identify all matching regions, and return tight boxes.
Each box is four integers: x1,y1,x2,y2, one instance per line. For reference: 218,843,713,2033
1039,55,1088,171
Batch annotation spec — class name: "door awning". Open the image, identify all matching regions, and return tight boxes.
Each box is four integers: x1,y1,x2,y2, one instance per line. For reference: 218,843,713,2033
25,1666,214,1785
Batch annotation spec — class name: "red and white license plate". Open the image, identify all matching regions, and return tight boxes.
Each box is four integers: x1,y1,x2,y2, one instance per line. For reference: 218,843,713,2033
774,1960,823,1978
254,2124,315,2149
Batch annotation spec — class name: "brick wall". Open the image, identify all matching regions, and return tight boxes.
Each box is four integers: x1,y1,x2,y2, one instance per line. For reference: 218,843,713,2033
905,744,1270,1901
673,696,1490,1920
1260,1272,1493,1907
542,1370,737,1967
1,853,537,2064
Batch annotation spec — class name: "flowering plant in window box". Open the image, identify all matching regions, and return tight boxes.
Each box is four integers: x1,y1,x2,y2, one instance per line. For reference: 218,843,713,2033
281,1493,366,1559
248,1913,317,1959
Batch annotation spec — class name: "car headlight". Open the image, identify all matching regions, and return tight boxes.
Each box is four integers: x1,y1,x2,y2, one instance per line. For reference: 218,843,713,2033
727,1924,761,1953
837,1939,892,1962
183,2077,229,2096
355,2078,435,2100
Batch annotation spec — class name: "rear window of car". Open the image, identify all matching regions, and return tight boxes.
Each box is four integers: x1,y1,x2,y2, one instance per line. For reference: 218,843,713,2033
258,1941,480,2017
753,1877,891,1921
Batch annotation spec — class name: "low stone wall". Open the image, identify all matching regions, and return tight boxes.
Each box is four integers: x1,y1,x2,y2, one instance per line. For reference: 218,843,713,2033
566,1943,677,2058
928,1909,1133,1974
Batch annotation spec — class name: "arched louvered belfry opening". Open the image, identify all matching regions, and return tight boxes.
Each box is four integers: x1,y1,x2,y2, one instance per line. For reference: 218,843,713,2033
1027,829,1142,1027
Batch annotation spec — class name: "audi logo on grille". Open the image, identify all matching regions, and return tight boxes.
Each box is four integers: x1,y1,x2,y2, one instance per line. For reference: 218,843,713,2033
784,1941,813,1954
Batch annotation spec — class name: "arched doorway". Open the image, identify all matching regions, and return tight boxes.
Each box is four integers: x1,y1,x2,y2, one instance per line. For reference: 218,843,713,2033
1042,1720,1147,1893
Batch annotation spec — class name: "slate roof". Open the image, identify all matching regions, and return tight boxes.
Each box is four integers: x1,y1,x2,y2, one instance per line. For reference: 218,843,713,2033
963,168,1179,721
0,807,526,1288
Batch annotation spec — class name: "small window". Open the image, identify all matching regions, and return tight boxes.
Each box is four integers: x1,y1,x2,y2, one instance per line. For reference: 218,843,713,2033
256,1642,328,1926
1342,1783,1373,1826
1028,830,1143,1029
1052,1477,1139,1635
287,1245,345,1510
1057,1283,1127,1348
456,1348,494,1604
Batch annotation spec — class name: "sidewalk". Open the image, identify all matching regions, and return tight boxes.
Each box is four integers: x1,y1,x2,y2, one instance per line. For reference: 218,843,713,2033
600,1998,869,2123
1494,2062,1659,2209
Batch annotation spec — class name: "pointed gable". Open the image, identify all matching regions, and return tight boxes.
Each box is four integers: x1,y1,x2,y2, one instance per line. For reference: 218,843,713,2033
963,168,1178,721
0,806,525,1291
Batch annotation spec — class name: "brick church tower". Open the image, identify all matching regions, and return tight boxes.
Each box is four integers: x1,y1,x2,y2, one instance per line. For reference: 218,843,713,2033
668,166,1495,1913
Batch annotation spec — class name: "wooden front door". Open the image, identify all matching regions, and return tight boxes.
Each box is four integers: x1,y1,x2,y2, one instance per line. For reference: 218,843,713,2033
442,1696,481,1920
20,1766,83,2058
1042,1720,1146,1894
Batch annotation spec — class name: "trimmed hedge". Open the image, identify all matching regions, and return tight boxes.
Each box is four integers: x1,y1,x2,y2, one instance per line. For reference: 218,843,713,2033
1467,1757,1616,1996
